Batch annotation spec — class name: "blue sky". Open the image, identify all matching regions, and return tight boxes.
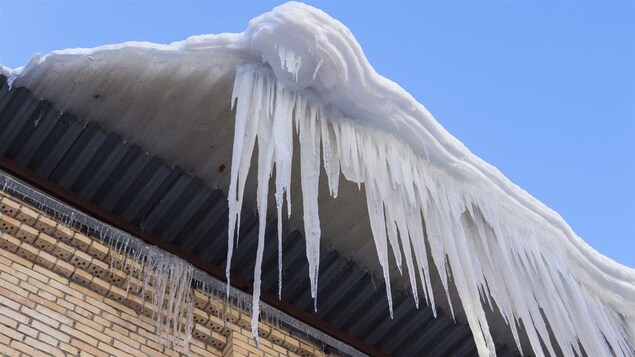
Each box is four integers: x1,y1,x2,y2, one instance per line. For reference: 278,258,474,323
1,1,633,268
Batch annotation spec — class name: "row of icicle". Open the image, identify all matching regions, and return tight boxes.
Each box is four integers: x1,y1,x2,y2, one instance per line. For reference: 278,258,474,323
225,63,634,357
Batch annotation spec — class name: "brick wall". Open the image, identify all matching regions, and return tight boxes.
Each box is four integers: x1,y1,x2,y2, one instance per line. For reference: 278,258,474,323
0,190,332,357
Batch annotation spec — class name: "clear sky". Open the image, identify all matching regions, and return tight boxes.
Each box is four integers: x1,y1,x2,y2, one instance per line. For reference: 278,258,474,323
1,1,633,268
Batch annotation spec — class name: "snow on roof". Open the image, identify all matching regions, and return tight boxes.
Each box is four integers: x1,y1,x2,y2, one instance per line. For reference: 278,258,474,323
6,2,634,356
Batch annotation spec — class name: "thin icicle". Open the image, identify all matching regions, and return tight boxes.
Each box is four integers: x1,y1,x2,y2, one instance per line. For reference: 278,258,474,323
272,84,295,300
298,101,322,309
364,179,394,318
250,73,276,343
226,66,262,294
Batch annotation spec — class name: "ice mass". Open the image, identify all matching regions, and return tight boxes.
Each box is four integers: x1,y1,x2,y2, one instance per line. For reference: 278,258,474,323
4,2,634,356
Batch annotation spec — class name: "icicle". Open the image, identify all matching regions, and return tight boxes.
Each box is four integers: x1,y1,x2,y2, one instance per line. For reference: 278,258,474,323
364,178,393,318
272,84,295,301
298,101,322,309
250,75,276,343
226,66,261,295
320,118,340,198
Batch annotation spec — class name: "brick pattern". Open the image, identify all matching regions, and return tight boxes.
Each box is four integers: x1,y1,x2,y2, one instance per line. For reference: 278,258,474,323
0,192,332,357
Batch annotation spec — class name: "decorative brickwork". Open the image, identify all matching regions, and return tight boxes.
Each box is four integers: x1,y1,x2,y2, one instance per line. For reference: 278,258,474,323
0,191,331,357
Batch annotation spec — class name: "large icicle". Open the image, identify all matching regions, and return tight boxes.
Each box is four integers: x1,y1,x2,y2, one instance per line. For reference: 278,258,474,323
298,99,322,310
226,65,261,295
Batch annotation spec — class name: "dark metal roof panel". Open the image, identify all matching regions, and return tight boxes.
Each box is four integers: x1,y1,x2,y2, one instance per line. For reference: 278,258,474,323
0,75,499,356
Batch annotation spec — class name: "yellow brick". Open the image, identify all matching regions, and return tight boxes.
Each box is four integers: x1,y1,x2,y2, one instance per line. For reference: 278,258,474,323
70,269,93,288
87,241,109,261
21,305,61,329
229,344,250,356
10,340,39,355
75,321,111,344
282,335,300,352
193,290,210,309
14,241,39,262
106,329,141,350
62,325,99,347
37,332,60,349
106,284,128,304
208,331,227,351
49,279,82,299
10,261,47,284
270,343,287,354
31,319,71,343
59,341,79,355
121,291,144,311
192,323,212,342
14,205,38,226
56,298,75,311
268,329,285,346
51,224,75,244
50,241,75,262
128,331,146,345
0,215,20,236
258,321,271,339
49,348,67,357
0,246,33,268
85,295,113,314
43,283,66,299
17,323,38,338
35,303,72,326
111,322,131,336
33,215,56,235
193,307,209,325
32,232,57,252
0,311,18,329
0,250,11,267
108,268,128,287
69,250,92,269
36,289,56,302
0,269,20,286
1,321,25,341
19,279,39,295
206,314,229,336
0,331,10,345
72,282,107,303
69,232,92,252
67,310,93,325
0,198,20,216
70,338,108,357
74,305,94,319
0,284,30,308
67,295,101,316
140,344,164,356
0,232,20,253
137,314,161,332
14,224,39,243
35,249,58,269
93,315,112,329
86,258,109,279
97,341,128,356
52,259,75,278
139,331,165,353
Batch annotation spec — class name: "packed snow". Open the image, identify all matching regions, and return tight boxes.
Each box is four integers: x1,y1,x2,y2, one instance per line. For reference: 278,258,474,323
6,2,635,356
